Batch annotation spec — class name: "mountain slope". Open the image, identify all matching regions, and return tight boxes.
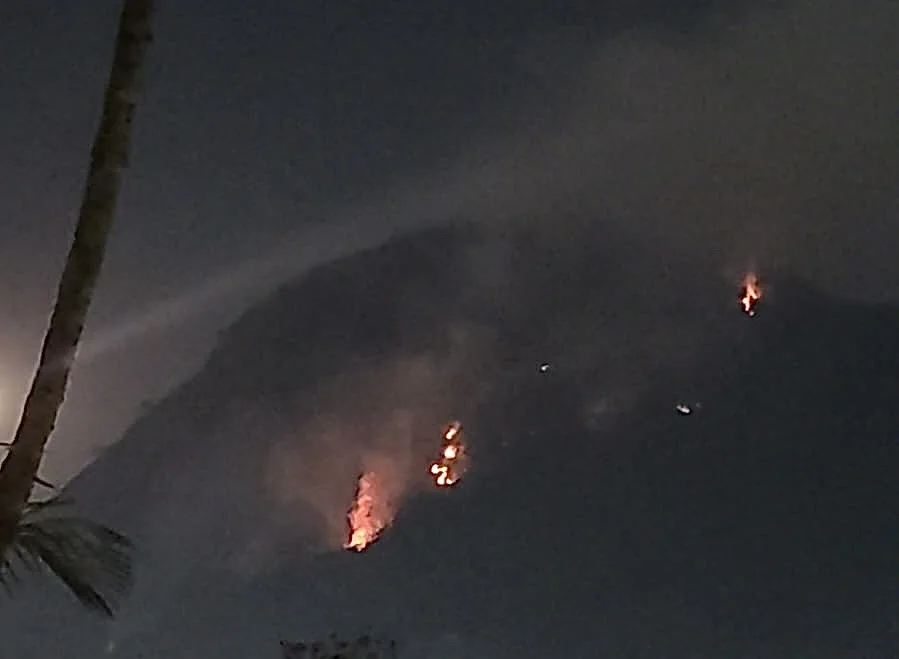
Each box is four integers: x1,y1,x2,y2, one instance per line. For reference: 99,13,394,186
5,223,899,658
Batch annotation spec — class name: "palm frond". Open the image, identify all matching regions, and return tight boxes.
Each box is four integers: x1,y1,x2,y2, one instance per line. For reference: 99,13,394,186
33,475,56,489
0,495,134,617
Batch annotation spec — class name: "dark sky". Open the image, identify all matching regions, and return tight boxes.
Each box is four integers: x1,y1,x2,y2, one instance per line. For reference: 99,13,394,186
1,1,898,656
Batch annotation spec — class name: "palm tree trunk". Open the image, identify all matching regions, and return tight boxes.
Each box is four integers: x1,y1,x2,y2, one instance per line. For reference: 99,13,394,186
0,0,155,546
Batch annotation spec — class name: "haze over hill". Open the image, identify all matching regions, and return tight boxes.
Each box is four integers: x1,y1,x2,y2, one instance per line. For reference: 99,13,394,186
1,0,895,490
3,222,899,658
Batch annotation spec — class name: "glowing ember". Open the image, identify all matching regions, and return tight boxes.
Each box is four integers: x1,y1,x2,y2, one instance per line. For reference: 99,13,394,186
739,273,762,317
429,421,467,488
344,471,387,552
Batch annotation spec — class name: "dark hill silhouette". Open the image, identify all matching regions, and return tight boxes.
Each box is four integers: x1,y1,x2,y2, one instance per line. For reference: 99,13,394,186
5,223,899,658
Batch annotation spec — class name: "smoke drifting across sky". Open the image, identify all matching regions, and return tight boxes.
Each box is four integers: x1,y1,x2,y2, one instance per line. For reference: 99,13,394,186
5,3,899,656
15,0,892,487
69,0,899,550
433,0,898,300
256,0,899,551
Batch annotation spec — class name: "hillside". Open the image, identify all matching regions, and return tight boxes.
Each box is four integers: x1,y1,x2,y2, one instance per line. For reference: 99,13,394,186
5,222,899,658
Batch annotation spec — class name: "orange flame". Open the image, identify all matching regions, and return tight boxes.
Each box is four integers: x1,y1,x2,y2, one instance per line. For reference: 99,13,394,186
344,471,387,552
429,421,467,488
740,273,762,317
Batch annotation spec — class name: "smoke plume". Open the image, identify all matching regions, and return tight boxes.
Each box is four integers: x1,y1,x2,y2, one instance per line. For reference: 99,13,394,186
426,0,898,301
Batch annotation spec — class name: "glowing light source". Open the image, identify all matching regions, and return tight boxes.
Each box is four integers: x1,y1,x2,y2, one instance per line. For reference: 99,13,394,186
429,421,467,488
740,273,762,317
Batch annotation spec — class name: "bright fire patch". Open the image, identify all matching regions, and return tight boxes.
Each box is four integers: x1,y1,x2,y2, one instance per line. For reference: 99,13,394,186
344,471,386,552
429,421,467,487
739,273,762,317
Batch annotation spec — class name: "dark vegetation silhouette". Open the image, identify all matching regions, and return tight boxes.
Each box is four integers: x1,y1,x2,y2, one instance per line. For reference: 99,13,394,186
0,0,155,616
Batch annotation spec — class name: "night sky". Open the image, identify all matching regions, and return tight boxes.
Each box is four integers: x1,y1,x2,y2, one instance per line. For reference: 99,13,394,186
1,1,899,657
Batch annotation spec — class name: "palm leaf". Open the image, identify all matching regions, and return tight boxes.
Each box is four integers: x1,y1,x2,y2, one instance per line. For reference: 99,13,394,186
0,496,134,617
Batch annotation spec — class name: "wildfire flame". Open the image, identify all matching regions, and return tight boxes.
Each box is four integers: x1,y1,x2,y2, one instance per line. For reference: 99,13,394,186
739,273,762,317
344,471,387,552
344,422,468,551
430,421,467,487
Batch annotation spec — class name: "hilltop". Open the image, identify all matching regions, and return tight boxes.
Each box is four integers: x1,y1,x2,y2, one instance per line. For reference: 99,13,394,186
6,222,899,658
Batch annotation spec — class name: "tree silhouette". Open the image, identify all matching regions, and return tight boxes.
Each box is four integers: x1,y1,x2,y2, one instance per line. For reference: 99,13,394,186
0,0,155,616
280,632,399,659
